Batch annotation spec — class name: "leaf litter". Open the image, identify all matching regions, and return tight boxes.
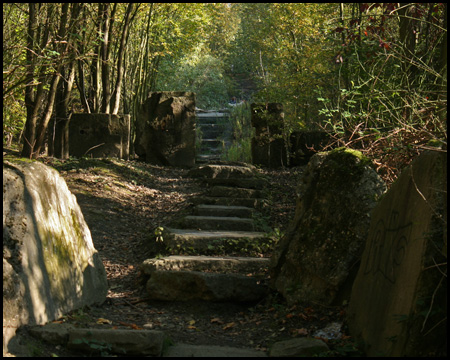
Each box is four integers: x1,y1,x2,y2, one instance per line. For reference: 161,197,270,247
21,157,354,356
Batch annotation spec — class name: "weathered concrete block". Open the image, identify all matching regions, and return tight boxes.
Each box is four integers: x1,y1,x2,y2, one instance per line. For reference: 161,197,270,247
3,160,108,354
347,150,447,357
69,113,130,159
251,103,286,168
135,91,196,167
289,131,330,166
270,148,386,306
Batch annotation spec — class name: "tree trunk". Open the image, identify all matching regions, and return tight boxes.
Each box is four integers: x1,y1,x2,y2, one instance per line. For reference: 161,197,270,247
100,3,117,113
111,3,134,114
32,3,71,158
52,61,76,159
22,3,53,158
398,3,418,84
51,3,82,158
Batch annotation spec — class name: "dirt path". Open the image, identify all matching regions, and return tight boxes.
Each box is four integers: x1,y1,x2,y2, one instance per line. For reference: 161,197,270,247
13,157,351,356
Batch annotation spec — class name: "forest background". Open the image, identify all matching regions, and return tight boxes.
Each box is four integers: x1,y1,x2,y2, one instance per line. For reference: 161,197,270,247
3,3,447,184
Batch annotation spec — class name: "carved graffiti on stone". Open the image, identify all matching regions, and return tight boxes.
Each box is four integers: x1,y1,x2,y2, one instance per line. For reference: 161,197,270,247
363,210,412,284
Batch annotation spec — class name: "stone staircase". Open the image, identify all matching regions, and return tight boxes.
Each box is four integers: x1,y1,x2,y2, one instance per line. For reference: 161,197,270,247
196,111,231,163
140,162,272,356
141,163,271,304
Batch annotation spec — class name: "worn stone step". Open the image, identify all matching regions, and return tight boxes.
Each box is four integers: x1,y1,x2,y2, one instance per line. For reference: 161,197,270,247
68,328,167,356
201,139,222,147
195,204,254,218
164,344,267,357
188,164,258,179
141,255,269,277
180,215,255,231
191,196,264,209
196,154,222,162
145,270,268,302
199,145,222,154
208,186,262,199
205,177,268,189
163,228,269,254
199,125,224,138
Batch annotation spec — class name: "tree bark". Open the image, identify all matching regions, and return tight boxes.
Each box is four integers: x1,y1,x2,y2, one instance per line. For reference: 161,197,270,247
100,3,117,113
22,3,53,158
32,3,71,157
111,3,134,114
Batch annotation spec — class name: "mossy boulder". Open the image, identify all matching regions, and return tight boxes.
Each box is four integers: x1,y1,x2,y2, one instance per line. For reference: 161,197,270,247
3,160,107,354
270,148,386,305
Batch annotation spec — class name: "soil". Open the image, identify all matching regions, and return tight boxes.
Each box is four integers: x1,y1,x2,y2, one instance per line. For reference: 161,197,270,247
5,153,358,357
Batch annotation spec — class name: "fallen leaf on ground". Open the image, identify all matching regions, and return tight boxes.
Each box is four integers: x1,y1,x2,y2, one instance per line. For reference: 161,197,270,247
210,318,223,324
97,318,112,324
291,328,309,336
119,321,142,330
223,322,235,330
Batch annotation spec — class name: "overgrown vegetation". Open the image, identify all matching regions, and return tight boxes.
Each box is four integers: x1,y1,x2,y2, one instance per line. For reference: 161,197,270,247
3,3,447,184
222,102,254,163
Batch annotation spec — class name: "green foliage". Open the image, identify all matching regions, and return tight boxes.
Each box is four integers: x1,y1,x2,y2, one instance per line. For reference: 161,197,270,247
154,226,164,243
156,50,233,109
222,102,254,162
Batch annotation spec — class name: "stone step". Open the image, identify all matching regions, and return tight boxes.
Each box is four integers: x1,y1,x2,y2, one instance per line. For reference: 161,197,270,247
199,146,222,154
191,196,264,209
201,139,222,147
145,270,268,302
180,215,255,231
164,344,267,357
163,228,269,254
208,186,262,199
188,164,259,179
141,255,269,277
204,177,268,190
196,154,222,163
195,204,254,218
199,125,224,138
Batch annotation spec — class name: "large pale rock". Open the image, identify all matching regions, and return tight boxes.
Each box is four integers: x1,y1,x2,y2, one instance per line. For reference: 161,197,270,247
134,91,196,167
270,148,386,305
3,160,107,354
347,151,447,357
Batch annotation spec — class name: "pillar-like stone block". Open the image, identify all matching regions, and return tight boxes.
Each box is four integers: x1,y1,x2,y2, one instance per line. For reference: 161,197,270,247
134,92,196,167
347,151,447,357
251,103,286,168
69,113,130,159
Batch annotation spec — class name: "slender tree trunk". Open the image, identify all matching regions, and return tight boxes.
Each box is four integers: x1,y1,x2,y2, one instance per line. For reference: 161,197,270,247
32,3,71,157
398,3,418,84
100,3,117,113
111,3,134,114
22,3,39,158
22,3,53,158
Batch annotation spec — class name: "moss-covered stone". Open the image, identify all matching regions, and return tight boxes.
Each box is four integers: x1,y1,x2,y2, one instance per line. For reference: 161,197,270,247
270,148,386,306
3,160,108,353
